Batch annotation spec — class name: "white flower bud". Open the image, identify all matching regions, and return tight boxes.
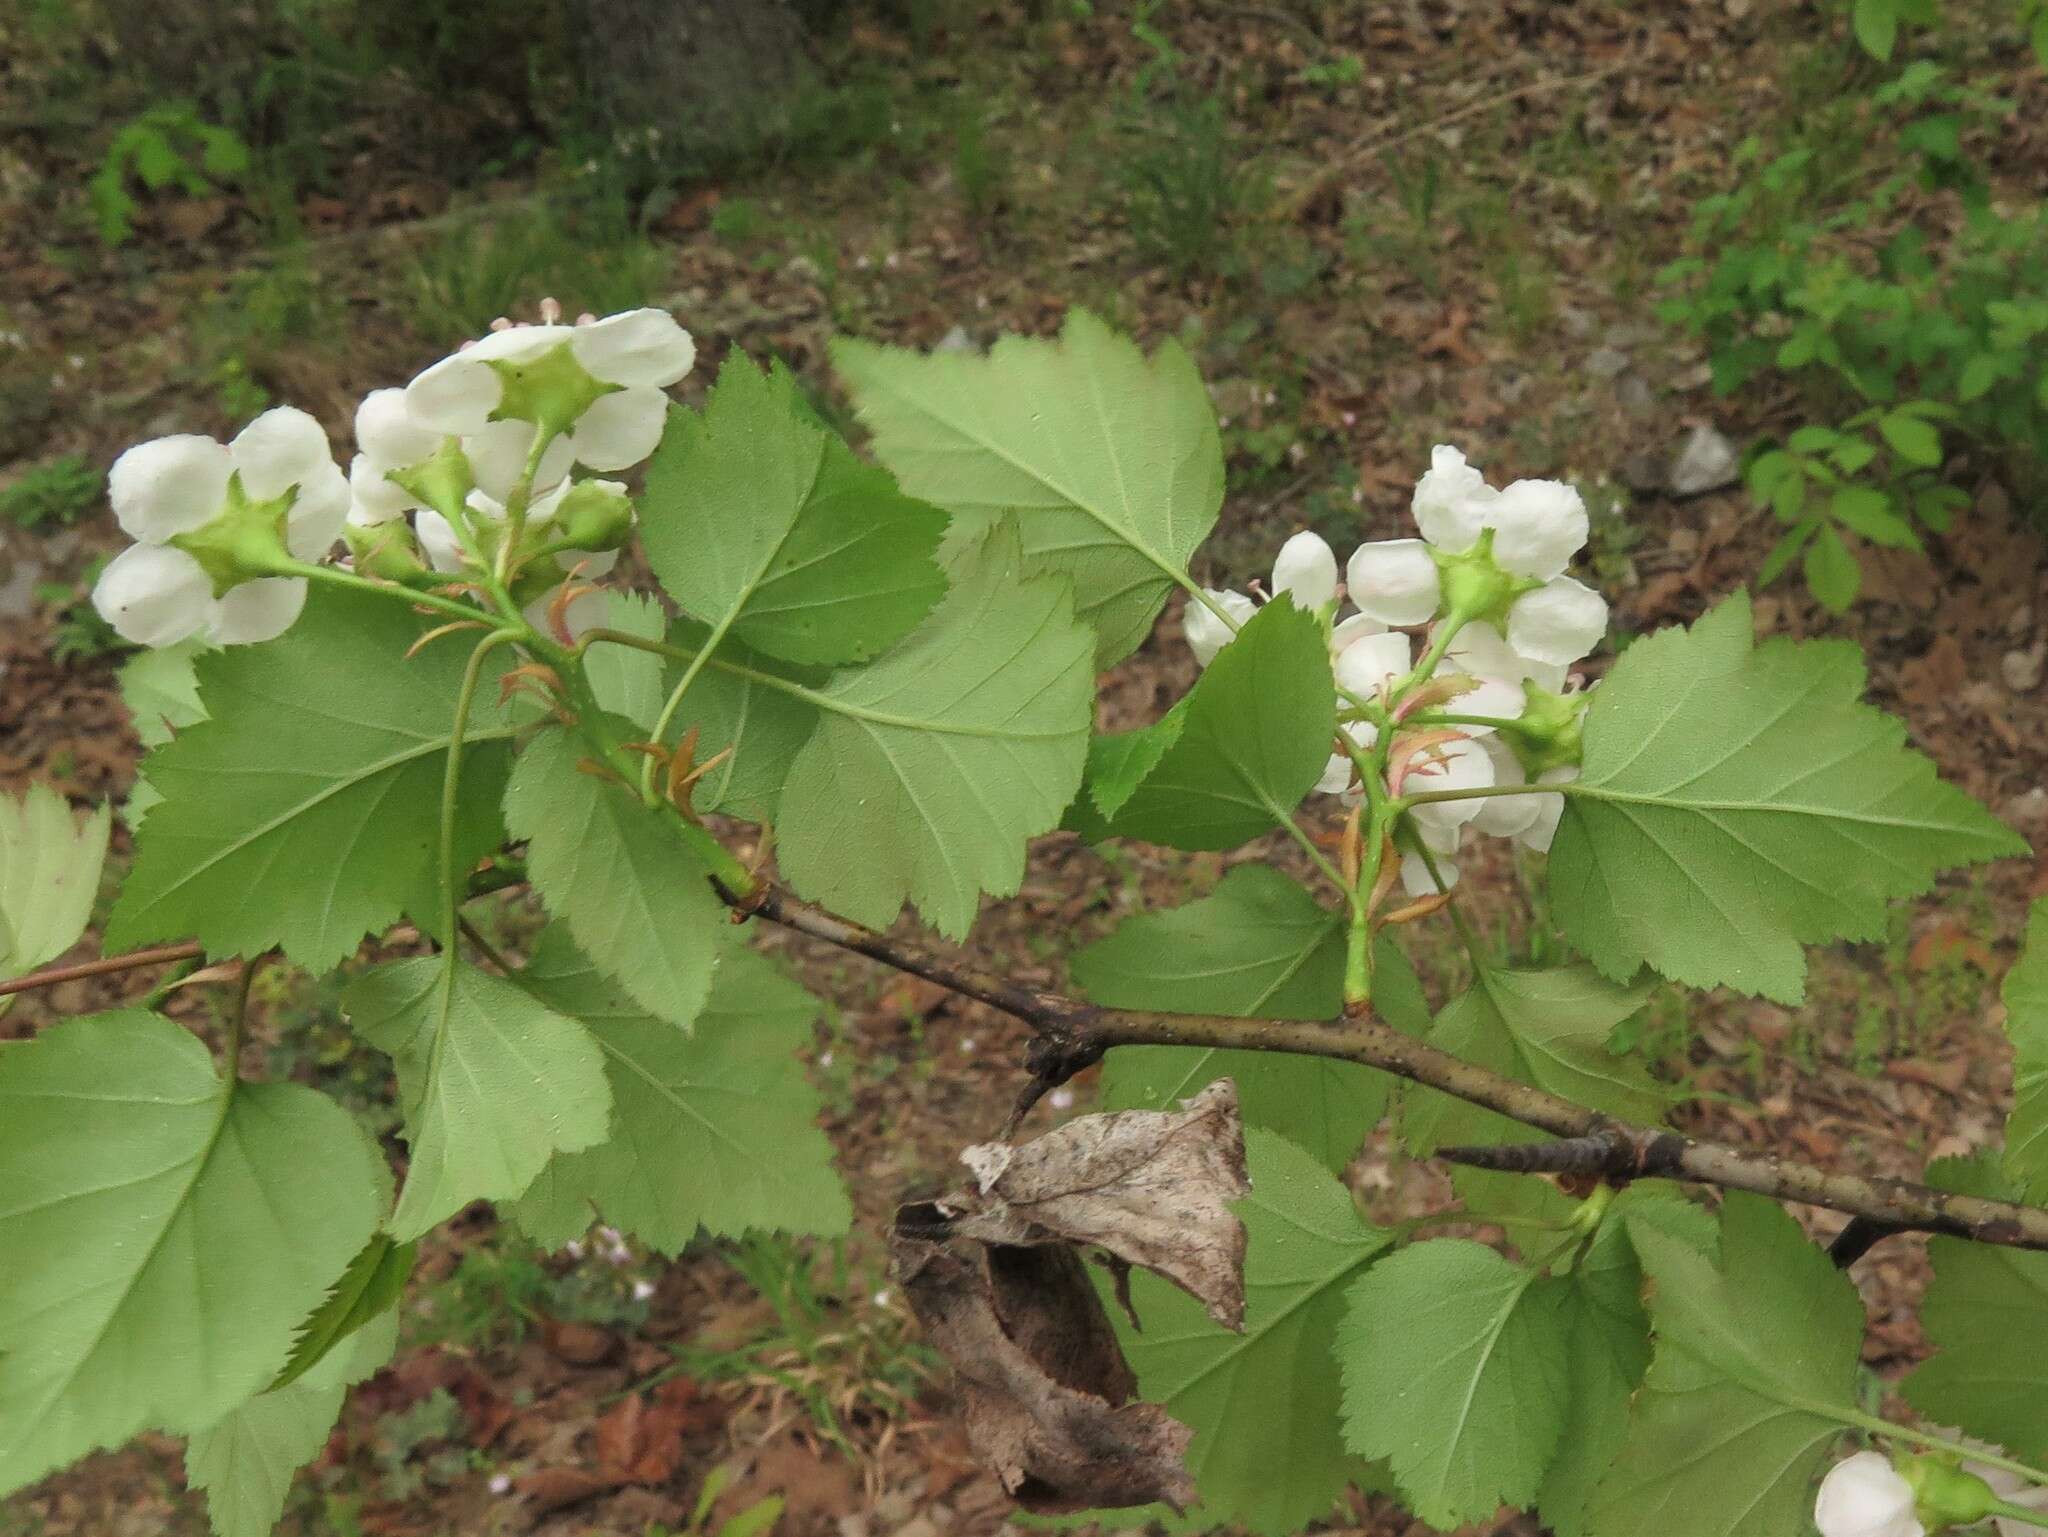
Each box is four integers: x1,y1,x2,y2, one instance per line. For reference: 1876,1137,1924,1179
1412,444,1497,552
109,435,233,542
1507,576,1607,667
349,454,416,526
230,407,335,503
1270,531,1338,611
1347,538,1441,626
93,543,219,648
209,577,308,645
1486,478,1588,581
1406,734,1496,833
354,387,442,471
1814,1452,1924,1537
1183,588,1256,666
1515,765,1579,853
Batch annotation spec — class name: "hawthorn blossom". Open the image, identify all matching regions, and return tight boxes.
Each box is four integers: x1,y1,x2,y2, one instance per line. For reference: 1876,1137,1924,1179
94,409,347,647
1815,1453,1924,1537
1183,532,1340,668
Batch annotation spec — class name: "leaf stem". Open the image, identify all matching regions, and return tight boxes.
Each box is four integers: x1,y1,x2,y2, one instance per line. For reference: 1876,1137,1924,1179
221,952,264,1083
1989,1500,2048,1529
641,613,740,804
1837,1410,2048,1490
277,558,504,629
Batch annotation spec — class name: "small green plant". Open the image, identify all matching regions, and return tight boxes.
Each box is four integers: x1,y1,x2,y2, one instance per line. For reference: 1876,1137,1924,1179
88,102,251,247
1107,9,1249,278
647,1464,784,1537
1,455,97,530
37,558,128,664
1845,0,2048,64
951,106,1011,229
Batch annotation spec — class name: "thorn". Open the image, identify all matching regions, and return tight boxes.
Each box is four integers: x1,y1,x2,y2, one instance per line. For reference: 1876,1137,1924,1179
404,619,491,659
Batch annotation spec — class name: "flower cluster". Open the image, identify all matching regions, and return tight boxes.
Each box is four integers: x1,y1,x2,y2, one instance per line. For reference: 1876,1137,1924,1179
1184,446,1604,896
92,304,694,649
1816,1445,2048,1537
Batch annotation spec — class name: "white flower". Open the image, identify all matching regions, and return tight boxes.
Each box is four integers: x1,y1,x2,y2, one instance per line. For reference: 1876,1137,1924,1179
464,417,575,501
210,577,308,646
1447,620,1568,693
109,435,232,541
403,307,694,439
1400,821,1462,897
1405,734,1496,834
1433,668,1526,735
1329,612,1388,655
1412,444,1497,552
415,510,467,573
1471,738,1543,837
1333,630,1412,702
93,544,218,647
1488,478,1588,581
1270,531,1338,611
630,1279,657,1302
487,1473,513,1496
1346,538,1440,626
1516,765,1578,853
1507,575,1607,667
348,455,416,527
355,387,443,471
566,385,668,471
1184,588,1257,667
1315,721,1378,795
1815,1452,1924,1537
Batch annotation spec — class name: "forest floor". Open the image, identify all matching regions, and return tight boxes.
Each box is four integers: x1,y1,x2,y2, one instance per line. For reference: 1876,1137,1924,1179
4,2,2048,1535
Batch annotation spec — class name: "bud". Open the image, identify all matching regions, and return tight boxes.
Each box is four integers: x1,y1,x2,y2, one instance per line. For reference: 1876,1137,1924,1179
551,479,636,553
1507,682,1592,775
1898,1453,1999,1532
344,518,430,584
1815,1451,1924,1537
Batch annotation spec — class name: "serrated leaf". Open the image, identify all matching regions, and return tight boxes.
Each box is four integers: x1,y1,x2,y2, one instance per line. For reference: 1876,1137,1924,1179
1903,1154,2048,1459
584,592,668,730
1550,592,2023,1003
267,1234,415,1393
0,1011,388,1495
107,588,517,972
833,310,1223,665
2003,900,2048,1203
186,1308,397,1537
511,925,849,1253
1401,965,1661,1153
1338,1238,1572,1527
772,521,1094,936
663,624,827,825
1100,1130,1392,1534
1076,865,1426,1172
1587,1195,1862,1537
502,722,724,1030
343,956,612,1240
0,786,109,983
1089,598,1336,851
1082,701,1188,822
118,639,210,748
642,356,948,666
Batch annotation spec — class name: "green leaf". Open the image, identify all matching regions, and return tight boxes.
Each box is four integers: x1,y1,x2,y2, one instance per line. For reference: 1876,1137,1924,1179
1805,521,1862,611
1338,1238,1572,1527
1879,409,1943,468
344,956,612,1240
773,521,1094,936
1587,1195,1863,1537
2007,901,2048,1203
107,588,516,972
1830,485,1921,551
1904,1155,2048,1458
119,639,209,748
1959,353,2006,402
186,1308,397,1537
0,1011,388,1495
503,722,725,1031
584,592,668,730
0,786,109,984
1550,592,2023,1003
663,626,827,825
642,357,948,667
1852,0,1896,62
1104,1130,1392,1534
1401,965,1661,1153
1082,702,1188,822
511,925,849,1252
1089,598,1336,851
833,310,1224,665
267,1234,415,1393
1077,866,1424,1171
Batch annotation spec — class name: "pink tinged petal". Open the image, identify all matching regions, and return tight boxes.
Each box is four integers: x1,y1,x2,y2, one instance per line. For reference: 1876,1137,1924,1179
1486,478,1588,580
1411,444,1497,551
1334,629,1413,698
109,434,232,542
231,407,334,502
209,577,308,645
354,387,442,470
1270,531,1338,610
1400,847,1457,898
1471,738,1542,837
415,510,468,572
1346,538,1441,625
1507,576,1607,666
405,354,504,436
285,461,350,560
1406,734,1496,833
464,418,575,501
1183,588,1255,667
1446,620,1568,691
570,308,696,387
1515,766,1578,853
93,544,219,647
569,386,668,471
1329,612,1388,654
349,455,416,526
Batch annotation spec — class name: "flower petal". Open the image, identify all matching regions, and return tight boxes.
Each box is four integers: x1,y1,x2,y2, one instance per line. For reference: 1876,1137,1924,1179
467,323,572,364
568,386,667,471
210,577,308,645
1471,738,1542,836
1346,538,1441,625
1514,766,1578,853
1315,752,1355,795
355,387,442,470
1329,612,1388,654
523,583,608,641
1334,629,1413,698
1270,531,1338,611
1436,673,1525,733
1406,734,1496,832
1412,444,1497,551
1183,588,1256,667
570,308,696,387
109,435,232,543
464,418,576,500
1814,1452,1923,1537
1400,847,1458,898
349,454,416,526
557,546,621,576
285,462,350,560
1507,576,1608,667
1486,478,1587,581
92,543,219,647
231,407,334,502
415,510,468,572
405,354,503,436
1446,620,1568,691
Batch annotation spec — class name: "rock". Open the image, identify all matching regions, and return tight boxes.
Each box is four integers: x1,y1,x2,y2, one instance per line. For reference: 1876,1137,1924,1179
2006,786,2048,831
1586,345,1630,380
1667,424,1740,496
1616,375,1655,415
2001,643,2044,693
935,325,976,354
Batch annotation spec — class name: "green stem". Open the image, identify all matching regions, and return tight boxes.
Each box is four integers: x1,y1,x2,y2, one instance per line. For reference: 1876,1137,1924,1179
1414,711,1540,736
277,558,499,628
1989,1500,2048,1529
1398,781,1555,809
221,953,263,1084
1837,1411,2048,1490
641,613,740,804
1390,604,1475,703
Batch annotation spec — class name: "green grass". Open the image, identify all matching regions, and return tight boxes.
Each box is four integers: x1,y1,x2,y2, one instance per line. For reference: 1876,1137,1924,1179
1,454,97,530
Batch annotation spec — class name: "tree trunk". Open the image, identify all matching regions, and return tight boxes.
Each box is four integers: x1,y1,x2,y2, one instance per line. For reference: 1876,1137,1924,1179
572,0,813,166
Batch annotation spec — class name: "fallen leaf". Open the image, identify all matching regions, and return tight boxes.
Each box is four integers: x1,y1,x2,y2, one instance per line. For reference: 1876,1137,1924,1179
541,1316,618,1366
514,1466,616,1514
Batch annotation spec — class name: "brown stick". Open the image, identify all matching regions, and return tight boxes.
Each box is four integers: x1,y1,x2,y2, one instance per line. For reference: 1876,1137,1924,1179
0,941,206,998
740,883,2048,1255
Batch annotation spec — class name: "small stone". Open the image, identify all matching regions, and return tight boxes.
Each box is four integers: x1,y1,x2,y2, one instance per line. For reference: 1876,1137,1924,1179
1616,375,1655,415
2007,786,2048,830
2001,644,2044,693
934,325,975,353
1667,424,1740,496
783,255,823,284
1586,345,1629,380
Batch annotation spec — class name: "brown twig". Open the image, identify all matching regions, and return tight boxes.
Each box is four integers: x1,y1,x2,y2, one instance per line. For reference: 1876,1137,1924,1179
0,941,206,998
737,882,2048,1254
